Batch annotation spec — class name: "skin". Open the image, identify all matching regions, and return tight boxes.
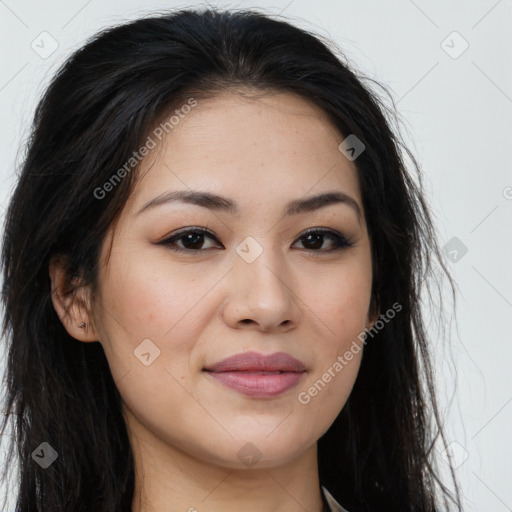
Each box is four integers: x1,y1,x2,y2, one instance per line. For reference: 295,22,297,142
50,89,378,512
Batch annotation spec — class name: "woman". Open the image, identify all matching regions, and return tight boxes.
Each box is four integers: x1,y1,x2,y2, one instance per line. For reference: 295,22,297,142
0,7,463,511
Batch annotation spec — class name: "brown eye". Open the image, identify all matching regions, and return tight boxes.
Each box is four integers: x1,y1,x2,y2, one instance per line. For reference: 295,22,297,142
158,228,221,252
293,229,354,252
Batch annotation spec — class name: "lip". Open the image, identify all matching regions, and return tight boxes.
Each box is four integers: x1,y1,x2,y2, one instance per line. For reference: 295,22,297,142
203,351,306,398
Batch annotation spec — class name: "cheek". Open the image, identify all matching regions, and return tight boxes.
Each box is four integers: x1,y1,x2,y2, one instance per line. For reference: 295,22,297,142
93,254,208,429
97,245,212,341
308,259,373,338
297,260,370,410
93,249,215,390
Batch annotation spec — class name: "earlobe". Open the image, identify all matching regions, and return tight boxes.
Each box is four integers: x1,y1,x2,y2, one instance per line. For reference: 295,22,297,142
49,255,99,342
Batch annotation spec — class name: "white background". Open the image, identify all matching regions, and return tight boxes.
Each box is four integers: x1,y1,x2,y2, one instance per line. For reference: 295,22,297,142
1,1,511,510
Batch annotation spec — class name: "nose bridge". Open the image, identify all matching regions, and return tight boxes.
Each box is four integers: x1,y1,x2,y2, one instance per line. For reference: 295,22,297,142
235,234,290,296
226,233,299,328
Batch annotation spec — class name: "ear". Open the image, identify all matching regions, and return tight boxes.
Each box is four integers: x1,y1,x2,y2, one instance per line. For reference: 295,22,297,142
49,254,99,342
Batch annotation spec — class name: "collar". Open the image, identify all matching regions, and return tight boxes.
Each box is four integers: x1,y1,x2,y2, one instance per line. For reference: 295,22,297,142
321,485,350,512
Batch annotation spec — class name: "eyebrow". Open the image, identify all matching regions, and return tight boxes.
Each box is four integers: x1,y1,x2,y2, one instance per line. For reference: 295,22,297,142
135,190,362,222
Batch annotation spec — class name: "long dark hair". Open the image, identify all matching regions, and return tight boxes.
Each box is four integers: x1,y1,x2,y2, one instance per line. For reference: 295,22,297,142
1,7,462,511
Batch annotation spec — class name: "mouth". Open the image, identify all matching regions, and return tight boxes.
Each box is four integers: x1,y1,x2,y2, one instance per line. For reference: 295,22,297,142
202,351,306,398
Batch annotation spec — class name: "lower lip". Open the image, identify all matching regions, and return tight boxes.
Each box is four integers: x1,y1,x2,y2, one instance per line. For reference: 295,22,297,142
204,370,305,398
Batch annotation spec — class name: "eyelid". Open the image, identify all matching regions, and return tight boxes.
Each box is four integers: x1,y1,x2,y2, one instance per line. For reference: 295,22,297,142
160,225,217,240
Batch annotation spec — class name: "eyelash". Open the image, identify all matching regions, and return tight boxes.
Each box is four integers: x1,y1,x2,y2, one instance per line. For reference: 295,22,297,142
157,226,355,255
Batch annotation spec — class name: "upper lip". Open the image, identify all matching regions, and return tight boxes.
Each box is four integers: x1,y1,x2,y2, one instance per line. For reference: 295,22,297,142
203,351,306,373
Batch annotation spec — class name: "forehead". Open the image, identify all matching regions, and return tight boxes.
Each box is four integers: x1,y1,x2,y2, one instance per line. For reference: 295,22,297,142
128,90,362,216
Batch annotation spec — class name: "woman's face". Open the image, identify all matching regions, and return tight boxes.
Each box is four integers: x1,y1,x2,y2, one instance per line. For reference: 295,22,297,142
89,90,376,469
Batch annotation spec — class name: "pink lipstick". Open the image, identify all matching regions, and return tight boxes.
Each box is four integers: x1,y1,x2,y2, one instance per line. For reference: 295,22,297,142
203,351,306,398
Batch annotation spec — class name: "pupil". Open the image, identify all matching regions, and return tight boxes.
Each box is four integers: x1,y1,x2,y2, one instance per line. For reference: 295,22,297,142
184,233,203,249
305,234,322,249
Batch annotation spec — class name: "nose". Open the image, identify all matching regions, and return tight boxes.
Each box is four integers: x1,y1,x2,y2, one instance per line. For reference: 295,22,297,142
221,239,301,332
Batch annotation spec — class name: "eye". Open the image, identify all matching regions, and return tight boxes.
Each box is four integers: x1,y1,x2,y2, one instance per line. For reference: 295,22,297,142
157,227,355,254
292,228,355,253
157,227,220,252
